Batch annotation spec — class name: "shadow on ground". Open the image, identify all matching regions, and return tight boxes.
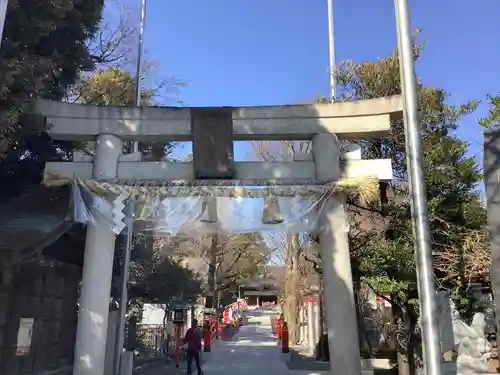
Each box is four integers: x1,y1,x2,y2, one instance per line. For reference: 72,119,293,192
201,321,284,374
286,348,397,375
133,361,184,375
133,351,213,375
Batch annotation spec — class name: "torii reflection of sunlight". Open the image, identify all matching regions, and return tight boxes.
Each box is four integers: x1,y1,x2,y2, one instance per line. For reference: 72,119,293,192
78,354,92,369
88,310,105,339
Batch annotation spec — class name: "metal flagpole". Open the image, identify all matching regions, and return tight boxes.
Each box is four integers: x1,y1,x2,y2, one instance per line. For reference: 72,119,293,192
132,0,147,153
394,1,443,375
114,1,147,371
114,199,136,375
327,0,336,101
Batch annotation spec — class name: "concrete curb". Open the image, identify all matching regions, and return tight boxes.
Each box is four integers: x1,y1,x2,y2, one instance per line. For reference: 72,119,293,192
133,359,165,371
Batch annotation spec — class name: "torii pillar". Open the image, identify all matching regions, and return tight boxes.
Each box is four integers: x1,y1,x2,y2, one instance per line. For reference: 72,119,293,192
312,133,361,375
73,135,122,375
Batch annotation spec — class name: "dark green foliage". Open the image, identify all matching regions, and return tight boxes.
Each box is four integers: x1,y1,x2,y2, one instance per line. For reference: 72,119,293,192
111,234,203,308
330,30,487,369
480,94,500,129
0,0,103,138
0,0,104,200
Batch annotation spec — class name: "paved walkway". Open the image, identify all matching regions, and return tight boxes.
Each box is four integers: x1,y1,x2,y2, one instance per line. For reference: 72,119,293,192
201,309,327,375
136,309,489,375
137,309,328,375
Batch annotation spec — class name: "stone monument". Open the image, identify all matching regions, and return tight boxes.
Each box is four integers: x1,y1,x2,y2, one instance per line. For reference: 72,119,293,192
438,292,495,374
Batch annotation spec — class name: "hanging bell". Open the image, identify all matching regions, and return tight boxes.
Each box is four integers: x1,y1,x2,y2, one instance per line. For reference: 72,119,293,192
261,196,284,224
199,198,217,223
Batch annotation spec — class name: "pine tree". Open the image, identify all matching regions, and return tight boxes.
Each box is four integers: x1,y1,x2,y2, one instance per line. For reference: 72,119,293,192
333,30,486,374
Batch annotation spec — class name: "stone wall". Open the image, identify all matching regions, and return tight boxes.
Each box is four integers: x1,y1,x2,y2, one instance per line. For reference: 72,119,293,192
0,260,81,375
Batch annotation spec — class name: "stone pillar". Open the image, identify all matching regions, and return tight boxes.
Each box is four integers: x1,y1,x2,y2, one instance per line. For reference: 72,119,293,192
73,134,122,375
307,302,315,352
312,302,321,350
104,311,119,375
299,305,305,343
436,291,454,356
312,133,361,375
484,131,500,355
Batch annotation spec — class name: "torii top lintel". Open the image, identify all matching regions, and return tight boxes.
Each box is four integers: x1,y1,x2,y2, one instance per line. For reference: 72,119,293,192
31,95,403,142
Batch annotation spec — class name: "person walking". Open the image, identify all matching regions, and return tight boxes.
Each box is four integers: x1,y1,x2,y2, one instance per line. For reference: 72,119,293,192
183,319,203,375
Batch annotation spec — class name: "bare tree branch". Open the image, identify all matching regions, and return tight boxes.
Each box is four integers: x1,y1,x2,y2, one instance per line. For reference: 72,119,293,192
432,217,490,289
88,0,137,67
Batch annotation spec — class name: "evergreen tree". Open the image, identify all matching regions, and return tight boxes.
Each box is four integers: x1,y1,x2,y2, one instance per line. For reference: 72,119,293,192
332,30,486,373
0,0,104,200
480,94,500,129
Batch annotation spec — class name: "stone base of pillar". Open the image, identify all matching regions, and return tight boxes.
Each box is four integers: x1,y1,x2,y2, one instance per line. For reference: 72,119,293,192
119,352,134,375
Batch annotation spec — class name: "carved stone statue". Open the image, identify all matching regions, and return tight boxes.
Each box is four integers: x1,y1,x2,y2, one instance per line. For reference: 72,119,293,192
449,299,494,374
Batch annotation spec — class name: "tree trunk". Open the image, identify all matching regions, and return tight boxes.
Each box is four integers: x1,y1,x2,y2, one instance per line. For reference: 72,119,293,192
283,233,301,344
354,283,372,357
397,352,411,375
163,306,168,327
209,235,218,309
318,274,329,360
406,302,422,375
393,298,421,375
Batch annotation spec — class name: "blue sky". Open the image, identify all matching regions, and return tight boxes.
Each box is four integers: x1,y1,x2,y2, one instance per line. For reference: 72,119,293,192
130,0,499,176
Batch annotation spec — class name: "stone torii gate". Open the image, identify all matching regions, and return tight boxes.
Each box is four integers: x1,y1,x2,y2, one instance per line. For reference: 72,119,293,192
34,95,402,375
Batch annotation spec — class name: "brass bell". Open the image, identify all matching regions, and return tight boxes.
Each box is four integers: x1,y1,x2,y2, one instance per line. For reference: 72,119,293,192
261,196,284,224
